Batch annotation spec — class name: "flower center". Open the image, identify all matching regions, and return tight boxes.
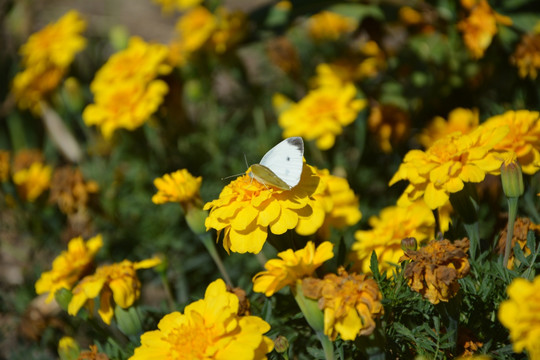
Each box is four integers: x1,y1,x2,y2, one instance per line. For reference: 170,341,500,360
166,313,214,360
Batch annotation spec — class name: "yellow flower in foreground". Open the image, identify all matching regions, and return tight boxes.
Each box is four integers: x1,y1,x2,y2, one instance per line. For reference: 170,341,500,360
511,33,540,80
302,267,383,341
204,163,325,254
457,0,512,58
418,108,479,149
252,241,334,296
400,238,470,304
68,257,161,325
308,11,357,41
12,10,86,113
35,235,103,302
314,168,361,240
130,279,274,360
278,84,366,150
152,169,202,208
499,275,540,360
389,125,509,209
12,161,52,202
481,110,540,174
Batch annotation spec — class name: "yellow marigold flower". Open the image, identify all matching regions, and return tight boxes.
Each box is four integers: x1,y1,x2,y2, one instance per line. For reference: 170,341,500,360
12,161,52,202
12,65,65,113
457,0,512,59
130,278,274,360
389,125,509,209
49,166,99,215
308,11,357,41
210,7,247,54
498,275,540,360
68,257,161,325
399,6,423,25
153,0,202,13
152,169,202,208
302,267,383,341
481,110,540,175
204,164,325,254
35,235,103,303
352,200,442,275
0,150,9,182
175,6,217,54
252,241,334,297
418,108,479,149
511,33,540,80
314,168,361,240
496,217,540,269
278,84,366,150
399,238,470,304
368,103,410,153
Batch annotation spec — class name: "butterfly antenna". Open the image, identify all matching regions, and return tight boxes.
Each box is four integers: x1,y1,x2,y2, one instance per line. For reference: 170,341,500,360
220,172,245,181
243,153,249,169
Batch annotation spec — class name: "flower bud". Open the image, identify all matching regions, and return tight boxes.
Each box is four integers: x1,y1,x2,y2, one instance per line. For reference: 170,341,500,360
58,336,80,360
501,153,524,198
274,335,290,354
401,237,418,252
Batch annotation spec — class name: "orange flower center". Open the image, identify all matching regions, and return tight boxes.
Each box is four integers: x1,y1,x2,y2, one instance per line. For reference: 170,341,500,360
165,312,213,359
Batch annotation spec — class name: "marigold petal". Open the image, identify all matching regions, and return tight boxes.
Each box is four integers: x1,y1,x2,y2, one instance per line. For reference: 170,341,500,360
98,288,114,325
424,183,449,209
229,226,267,254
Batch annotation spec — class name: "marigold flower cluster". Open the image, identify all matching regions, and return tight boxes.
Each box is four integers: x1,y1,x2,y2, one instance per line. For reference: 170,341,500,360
83,37,172,139
418,108,479,149
48,166,99,215
12,150,53,202
511,33,540,80
130,279,274,360
496,217,540,269
152,169,202,209
252,241,334,296
307,11,357,41
204,164,325,254
302,267,383,341
498,275,540,360
400,238,470,304
12,11,87,113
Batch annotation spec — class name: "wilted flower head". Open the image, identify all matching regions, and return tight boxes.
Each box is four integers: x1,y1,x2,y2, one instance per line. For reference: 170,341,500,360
511,33,540,80
367,103,410,153
481,110,540,175
418,108,479,149
35,234,103,302
152,169,202,210
389,125,509,209
267,37,301,75
496,217,540,269
130,279,274,360
400,238,470,304
204,164,325,254
302,267,383,341
49,166,99,215
498,275,540,360
252,241,334,296
308,11,357,41
68,257,161,325
277,84,366,150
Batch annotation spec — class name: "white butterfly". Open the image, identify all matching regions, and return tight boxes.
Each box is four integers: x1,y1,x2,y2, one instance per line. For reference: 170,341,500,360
249,137,304,190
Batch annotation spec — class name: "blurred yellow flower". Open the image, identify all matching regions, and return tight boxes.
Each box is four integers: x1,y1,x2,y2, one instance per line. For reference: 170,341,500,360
389,126,509,209
204,164,325,254
210,7,247,54
457,0,512,59
35,235,103,303
308,11,357,41
68,257,161,325
58,336,80,360
12,161,52,202
367,103,410,153
277,84,366,150
0,150,9,182
153,0,202,13
352,200,445,276
12,10,86,113
498,275,540,360
49,166,99,215
400,238,470,304
252,241,334,296
130,278,274,360
418,108,479,149
481,110,540,175
511,33,540,80
302,267,383,341
152,169,202,208
314,168,361,240
175,6,217,54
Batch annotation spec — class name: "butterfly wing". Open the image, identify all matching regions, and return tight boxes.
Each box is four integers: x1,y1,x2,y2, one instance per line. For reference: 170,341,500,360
258,137,304,189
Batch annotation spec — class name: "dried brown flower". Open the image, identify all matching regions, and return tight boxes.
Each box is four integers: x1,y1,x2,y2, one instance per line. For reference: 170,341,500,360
496,217,540,269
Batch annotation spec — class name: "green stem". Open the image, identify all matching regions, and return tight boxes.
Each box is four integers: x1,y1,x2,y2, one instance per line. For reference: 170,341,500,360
159,271,176,312
316,331,335,360
199,233,233,287
503,197,518,268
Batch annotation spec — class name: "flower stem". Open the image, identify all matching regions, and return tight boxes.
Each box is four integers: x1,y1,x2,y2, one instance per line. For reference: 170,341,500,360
503,197,518,268
316,331,335,360
199,233,233,287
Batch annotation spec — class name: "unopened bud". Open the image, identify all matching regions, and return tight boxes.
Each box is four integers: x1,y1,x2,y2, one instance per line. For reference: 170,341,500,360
501,153,524,198
274,335,289,353
401,237,418,252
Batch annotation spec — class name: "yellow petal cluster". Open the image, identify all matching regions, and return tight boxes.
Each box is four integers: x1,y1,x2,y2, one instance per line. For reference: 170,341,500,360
352,200,443,276
498,275,540,360
481,110,540,174
511,33,540,80
83,37,172,139
367,103,410,153
152,0,202,13
277,83,367,150
35,235,103,302
68,257,161,325
399,238,470,304
204,164,325,254
418,108,479,149
314,168,361,240
252,241,334,297
130,279,274,360
308,11,357,41
389,125,509,209
457,0,512,59
12,161,53,202
12,11,86,113
302,267,383,341
152,169,202,208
